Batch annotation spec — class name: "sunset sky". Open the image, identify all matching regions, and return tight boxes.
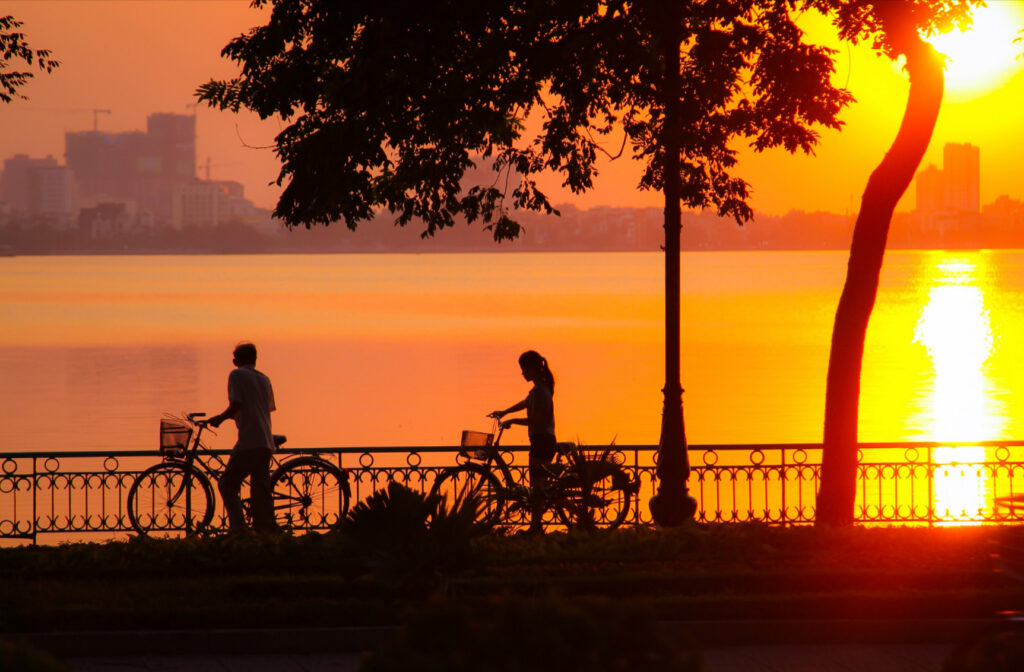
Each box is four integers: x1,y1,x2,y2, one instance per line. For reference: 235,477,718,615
3,0,1024,217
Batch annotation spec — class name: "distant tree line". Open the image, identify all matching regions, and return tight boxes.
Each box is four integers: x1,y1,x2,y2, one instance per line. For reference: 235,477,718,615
4,205,1021,255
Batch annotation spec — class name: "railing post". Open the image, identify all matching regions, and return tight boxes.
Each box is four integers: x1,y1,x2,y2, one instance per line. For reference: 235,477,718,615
781,447,787,527
185,463,193,536
32,456,38,545
927,445,934,527
635,446,641,524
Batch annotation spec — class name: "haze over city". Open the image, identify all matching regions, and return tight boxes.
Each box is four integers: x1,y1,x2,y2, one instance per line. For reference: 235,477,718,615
4,0,1024,222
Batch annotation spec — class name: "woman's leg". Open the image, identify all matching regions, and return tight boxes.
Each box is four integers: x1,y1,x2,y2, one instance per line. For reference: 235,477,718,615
527,436,557,533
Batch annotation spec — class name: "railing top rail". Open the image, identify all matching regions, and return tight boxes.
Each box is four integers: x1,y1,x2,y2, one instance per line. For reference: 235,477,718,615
5,439,1024,460
691,440,1024,450
0,446,531,459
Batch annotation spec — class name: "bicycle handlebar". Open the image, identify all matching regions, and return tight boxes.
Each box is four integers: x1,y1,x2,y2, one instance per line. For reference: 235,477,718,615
187,412,210,427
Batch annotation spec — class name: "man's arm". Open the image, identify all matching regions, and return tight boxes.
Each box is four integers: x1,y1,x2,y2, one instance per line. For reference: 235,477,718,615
209,401,241,428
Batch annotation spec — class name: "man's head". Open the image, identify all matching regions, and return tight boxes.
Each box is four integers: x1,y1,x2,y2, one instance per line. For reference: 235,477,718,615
233,342,257,366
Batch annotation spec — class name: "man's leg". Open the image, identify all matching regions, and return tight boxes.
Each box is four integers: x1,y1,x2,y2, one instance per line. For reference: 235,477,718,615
218,451,249,531
248,448,277,532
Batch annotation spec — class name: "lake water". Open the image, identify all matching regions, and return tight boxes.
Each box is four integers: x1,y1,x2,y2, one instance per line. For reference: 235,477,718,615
2,250,1024,455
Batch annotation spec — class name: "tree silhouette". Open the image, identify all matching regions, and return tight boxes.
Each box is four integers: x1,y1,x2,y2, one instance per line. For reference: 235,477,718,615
0,15,59,104
197,1,911,525
814,0,980,526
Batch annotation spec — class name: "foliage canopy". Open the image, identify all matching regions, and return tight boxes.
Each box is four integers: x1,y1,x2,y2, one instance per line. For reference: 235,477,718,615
199,0,860,239
0,15,59,104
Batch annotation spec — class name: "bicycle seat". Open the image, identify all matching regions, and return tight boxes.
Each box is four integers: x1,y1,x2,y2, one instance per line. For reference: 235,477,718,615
273,434,287,448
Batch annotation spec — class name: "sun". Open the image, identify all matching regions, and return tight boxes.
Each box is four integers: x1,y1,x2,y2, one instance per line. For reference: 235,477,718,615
927,1,1024,101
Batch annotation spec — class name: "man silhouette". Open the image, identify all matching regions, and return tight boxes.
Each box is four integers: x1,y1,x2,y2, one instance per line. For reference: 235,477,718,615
209,342,277,532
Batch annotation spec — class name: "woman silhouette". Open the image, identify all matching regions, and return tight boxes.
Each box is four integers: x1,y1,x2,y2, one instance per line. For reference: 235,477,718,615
490,350,557,534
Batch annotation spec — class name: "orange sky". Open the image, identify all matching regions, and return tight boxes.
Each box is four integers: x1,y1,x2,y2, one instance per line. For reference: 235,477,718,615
2,0,1024,216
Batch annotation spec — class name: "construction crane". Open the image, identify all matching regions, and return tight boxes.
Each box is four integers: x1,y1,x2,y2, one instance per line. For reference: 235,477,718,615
60,108,113,131
90,109,111,132
202,156,241,181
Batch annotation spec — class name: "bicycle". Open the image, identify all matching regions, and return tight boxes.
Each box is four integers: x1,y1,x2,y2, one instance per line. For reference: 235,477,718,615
429,419,638,531
127,412,351,537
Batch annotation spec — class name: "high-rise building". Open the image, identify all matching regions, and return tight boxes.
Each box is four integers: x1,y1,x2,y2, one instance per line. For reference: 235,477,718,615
914,142,980,213
0,154,74,222
146,113,196,180
1,154,58,212
65,131,147,204
172,180,226,229
65,113,196,221
943,142,980,213
915,164,944,212
29,165,75,217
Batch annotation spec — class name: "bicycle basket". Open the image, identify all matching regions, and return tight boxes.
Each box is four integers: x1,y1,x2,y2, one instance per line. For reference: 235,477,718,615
160,419,191,457
460,430,493,461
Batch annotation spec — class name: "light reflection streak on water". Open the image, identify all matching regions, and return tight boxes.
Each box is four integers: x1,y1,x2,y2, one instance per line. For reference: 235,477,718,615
912,256,998,521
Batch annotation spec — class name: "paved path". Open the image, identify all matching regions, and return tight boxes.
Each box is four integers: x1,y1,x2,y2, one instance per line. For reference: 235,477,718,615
68,653,363,671
38,621,979,672
701,643,954,672
64,643,957,672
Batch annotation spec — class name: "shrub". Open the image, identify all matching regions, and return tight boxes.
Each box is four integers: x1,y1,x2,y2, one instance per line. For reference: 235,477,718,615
338,482,491,592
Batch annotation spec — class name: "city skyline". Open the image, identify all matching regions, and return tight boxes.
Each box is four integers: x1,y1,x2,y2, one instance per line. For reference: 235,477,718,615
0,109,273,235
0,105,1014,238
0,115,1006,237
3,1,1024,221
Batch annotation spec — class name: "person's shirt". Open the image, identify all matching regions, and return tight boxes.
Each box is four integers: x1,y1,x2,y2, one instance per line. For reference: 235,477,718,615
227,364,276,451
525,383,555,441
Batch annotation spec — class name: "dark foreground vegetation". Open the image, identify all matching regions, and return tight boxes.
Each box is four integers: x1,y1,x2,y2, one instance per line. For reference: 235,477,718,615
1,485,1023,670
1,523,1019,629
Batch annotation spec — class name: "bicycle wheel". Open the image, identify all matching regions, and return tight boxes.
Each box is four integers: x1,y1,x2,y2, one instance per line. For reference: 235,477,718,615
127,462,215,538
270,457,350,533
557,463,635,531
430,464,507,527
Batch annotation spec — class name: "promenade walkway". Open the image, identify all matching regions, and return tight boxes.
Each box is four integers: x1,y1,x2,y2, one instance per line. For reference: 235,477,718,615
42,622,974,672
65,644,955,672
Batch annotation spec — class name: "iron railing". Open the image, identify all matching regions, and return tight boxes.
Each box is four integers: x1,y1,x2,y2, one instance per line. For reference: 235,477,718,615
2,441,1024,544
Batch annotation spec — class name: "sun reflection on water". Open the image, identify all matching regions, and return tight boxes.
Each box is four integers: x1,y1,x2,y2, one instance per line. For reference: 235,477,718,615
912,256,999,520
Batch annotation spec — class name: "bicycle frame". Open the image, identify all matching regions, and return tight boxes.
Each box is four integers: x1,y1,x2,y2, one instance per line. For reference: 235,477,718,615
463,420,586,515
158,413,286,534
135,412,351,537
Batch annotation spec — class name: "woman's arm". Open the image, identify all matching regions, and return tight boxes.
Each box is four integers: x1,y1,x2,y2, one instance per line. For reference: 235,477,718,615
490,397,528,418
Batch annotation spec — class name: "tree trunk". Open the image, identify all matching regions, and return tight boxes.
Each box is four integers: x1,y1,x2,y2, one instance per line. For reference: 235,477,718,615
649,2,696,527
815,29,944,526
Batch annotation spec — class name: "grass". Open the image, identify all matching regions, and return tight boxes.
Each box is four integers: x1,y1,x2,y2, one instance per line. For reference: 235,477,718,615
1,523,1021,634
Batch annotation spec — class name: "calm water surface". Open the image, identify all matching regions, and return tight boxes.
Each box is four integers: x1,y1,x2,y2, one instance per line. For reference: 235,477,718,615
2,251,1024,456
